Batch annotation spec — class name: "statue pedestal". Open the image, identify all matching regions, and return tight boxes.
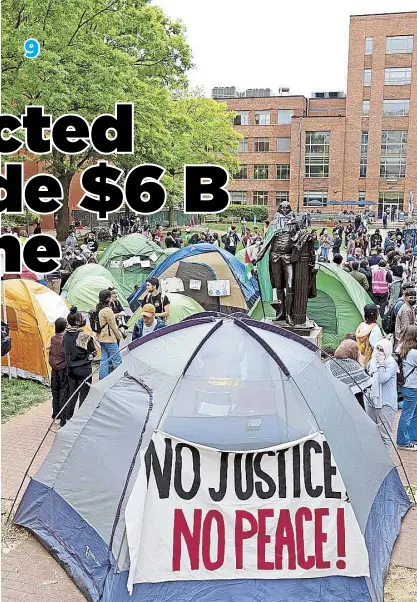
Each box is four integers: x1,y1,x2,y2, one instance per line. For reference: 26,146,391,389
263,318,323,349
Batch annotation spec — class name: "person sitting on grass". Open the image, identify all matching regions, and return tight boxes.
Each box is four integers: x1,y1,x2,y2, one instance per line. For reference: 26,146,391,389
132,303,165,340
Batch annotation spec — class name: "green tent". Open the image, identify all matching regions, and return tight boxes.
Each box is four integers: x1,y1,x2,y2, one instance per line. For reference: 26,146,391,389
250,263,373,349
127,293,204,330
99,234,168,297
62,264,129,312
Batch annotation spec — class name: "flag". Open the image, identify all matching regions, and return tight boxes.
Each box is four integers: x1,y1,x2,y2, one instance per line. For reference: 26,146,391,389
244,248,254,281
409,189,414,215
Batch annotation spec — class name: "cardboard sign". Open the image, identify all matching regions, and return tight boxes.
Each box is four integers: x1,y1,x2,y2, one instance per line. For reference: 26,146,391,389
189,279,201,290
125,432,369,589
162,278,184,293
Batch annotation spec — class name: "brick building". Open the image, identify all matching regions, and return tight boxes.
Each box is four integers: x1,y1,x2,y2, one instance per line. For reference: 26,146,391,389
214,11,417,220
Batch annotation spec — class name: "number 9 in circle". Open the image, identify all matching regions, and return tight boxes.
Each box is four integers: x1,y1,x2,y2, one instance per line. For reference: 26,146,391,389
24,39,40,59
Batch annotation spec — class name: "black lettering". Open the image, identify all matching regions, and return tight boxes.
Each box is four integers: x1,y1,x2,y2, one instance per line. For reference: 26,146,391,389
254,452,276,499
0,114,23,154
303,440,323,498
0,163,23,213
25,175,63,214
91,103,133,153
144,438,173,499
174,443,201,500
23,235,61,274
209,452,229,502
323,441,342,499
0,235,22,273
184,165,229,214
125,164,166,214
293,445,301,498
234,453,254,500
277,449,288,498
52,115,90,154
22,106,51,154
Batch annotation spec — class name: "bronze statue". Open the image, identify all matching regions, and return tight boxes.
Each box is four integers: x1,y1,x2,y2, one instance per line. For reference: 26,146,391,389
257,201,316,326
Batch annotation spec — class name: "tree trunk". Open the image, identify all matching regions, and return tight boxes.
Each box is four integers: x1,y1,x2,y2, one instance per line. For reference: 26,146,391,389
56,172,74,242
169,203,174,228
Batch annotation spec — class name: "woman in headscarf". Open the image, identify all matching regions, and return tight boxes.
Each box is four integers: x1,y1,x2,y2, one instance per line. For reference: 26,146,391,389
355,304,383,367
367,339,398,454
326,339,372,410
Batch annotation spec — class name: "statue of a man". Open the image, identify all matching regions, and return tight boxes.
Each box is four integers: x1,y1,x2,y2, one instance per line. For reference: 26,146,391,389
257,201,316,326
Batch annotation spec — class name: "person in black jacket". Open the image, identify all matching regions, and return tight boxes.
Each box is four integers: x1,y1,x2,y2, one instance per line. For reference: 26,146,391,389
63,307,96,422
49,318,70,427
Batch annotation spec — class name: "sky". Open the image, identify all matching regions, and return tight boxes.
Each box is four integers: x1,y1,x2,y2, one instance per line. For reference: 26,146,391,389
154,0,416,97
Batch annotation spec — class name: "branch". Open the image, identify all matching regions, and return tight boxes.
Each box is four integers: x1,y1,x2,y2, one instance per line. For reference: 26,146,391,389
14,4,25,29
77,148,95,169
67,0,119,47
43,0,54,30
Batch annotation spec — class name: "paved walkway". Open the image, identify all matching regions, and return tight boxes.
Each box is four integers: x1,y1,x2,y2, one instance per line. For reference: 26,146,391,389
1,399,416,601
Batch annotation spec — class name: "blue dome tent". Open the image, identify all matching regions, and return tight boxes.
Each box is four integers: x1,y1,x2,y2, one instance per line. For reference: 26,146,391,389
128,243,258,314
14,315,410,602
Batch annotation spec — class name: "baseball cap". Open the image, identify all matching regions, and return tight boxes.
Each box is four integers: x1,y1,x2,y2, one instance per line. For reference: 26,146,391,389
142,303,156,318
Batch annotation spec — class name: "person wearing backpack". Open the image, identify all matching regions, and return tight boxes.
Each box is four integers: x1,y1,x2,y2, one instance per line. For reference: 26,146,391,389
356,304,383,367
96,290,122,380
371,260,392,318
396,325,417,451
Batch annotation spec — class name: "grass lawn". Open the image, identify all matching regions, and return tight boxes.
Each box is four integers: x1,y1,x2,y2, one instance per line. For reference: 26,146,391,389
2,377,51,422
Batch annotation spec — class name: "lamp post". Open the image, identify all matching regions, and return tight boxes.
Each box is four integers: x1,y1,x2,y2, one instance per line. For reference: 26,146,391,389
297,118,302,213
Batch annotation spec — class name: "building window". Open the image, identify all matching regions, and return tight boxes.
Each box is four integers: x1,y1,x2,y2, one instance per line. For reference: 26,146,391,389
230,191,247,205
234,111,248,125
233,165,247,179
253,164,269,179
364,69,372,87
276,191,289,205
383,99,410,116
378,192,404,217
380,131,407,179
303,191,328,207
365,37,373,55
254,111,271,125
276,164,290,179
360,131,368,178
254,137,270,152
358,191,366,201
363,100,370,116
253,191,268,206
277,110,293,125
386,35,414,54
305,131,330,178
277,137,291,152
237,138,248,152
384,68,412,85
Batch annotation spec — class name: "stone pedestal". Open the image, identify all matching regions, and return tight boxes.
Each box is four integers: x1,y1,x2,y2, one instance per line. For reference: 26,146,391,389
263,318,323,349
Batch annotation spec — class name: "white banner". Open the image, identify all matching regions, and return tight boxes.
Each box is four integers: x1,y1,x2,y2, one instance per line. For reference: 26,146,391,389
126,432,369,590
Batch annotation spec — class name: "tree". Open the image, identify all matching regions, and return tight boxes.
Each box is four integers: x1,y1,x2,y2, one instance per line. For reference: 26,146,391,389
161,92,242,226
2,0,192,240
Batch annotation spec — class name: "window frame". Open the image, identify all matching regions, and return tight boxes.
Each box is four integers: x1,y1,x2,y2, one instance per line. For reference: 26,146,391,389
233,165,248,179
365,37,373,55
253,191,269,206
360,131,368,179
276,164,290,180
277,137,291,152
277,110,294,125
237,137,249,152
230,191,247,205
253,164,269,180
362,100,370,116
303,191,328,208
384,68,412,86
275,191,290,205
305,131,330,178
380,130,408,179
364,69,372,87
233,111,249,126
254,110,271,125
383,99,410,117
254,137,270,152
386,35,414,54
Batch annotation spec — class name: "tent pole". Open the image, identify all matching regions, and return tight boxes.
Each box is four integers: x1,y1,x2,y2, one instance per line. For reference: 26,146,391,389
2,282,12,379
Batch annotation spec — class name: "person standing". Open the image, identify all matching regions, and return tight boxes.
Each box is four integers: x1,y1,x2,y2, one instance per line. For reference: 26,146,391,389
224,226,239,255
371,260,392,317
382,211,388,229
349,262,370,291
396,326,417,451
319,228,332,262
142,277,170,321
367,339,398,454
370,229,383,249
63,308,96,421
356,304,383,367
97,290,122,380
395,288,416,348
48,317,70,427
359,259,373,292
332,232,342,257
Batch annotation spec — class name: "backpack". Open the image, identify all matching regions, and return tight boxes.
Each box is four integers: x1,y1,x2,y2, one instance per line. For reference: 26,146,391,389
382,306,396,334
88,310,102,333
396,356,417,389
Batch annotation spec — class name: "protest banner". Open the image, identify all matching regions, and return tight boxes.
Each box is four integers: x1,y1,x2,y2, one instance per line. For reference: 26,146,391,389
126,431,369,590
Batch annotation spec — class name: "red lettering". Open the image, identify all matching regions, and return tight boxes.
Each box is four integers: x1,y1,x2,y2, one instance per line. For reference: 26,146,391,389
172,509,202,571
314,508,331,569
202,510,225,570
275,509,296,570
235,510,258,569
295,507,315,570
257,509,274,570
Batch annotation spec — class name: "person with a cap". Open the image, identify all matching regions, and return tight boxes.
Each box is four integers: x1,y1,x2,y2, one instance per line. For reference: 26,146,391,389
132,304,165,340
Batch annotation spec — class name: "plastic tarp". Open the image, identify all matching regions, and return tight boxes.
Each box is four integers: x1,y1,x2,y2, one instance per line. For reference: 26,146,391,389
62,264,129,312
99,234,167,297
127,293,204,329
